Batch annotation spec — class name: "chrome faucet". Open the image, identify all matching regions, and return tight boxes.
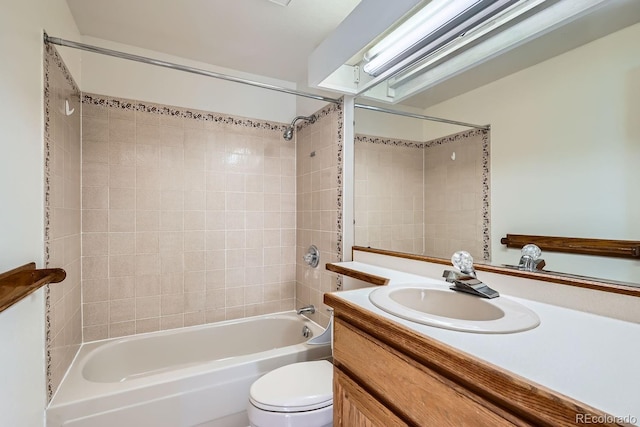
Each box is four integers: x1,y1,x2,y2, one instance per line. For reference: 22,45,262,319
518,244,546,272
296,305,316,315
443,251,499,299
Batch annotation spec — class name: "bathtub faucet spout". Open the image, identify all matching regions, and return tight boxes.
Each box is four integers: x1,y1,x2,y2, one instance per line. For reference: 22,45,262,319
296,305,315,315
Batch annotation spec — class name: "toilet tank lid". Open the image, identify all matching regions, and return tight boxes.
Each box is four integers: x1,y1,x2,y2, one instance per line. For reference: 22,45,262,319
249,360,333,412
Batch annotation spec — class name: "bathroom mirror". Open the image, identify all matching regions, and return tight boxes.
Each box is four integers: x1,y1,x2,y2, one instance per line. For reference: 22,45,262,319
352,22,640,286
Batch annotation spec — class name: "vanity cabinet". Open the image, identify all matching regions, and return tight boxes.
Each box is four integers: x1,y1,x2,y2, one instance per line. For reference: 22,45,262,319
326,293,626,427
334,367,407,427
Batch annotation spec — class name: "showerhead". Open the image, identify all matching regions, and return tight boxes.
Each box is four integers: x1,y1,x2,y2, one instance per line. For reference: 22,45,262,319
283,126,295,141
282,115,316,141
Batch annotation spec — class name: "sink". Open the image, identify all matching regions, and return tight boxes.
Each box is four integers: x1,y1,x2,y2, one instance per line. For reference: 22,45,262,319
369,285,540,333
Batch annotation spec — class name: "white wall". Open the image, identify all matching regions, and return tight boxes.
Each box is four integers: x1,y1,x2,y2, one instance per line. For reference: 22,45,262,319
79,36,300,124
0,1,81,425
421,23,640,283
354,103,426,141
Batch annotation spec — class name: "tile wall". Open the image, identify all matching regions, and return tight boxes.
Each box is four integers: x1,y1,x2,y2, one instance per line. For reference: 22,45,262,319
353,129,490,262
354,136,425,254
295,104,343,328
424,129,490,260
44,44,82,399
81,95,297,340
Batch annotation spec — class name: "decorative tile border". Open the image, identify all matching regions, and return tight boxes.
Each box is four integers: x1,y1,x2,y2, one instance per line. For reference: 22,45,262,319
355,134,424,149
295,101,342,131
298,101,344,290
425,128,491,261
335,103,344,291
83,94,290,131
43,41,53,404
43,42,81,402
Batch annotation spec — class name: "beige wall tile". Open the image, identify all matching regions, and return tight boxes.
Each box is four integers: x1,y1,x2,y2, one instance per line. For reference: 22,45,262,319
160,315,184,330
136,296,160,319
80,95,332,341
136,318,160,334
109,209,135,232
83,162,109,187
136,210,160,231
109,255,135,277
83,116,108,142
135,254,160,276
82,256,108,280
109,276,135,300
109,142,136,166
82,233,108,256
136,123,160,145
110,321,135,338
82,209,109,232
110,298,135,323
83,301,108,326
83,324,108,342
135,275,161,297
136,232,159,254
83,279,109,303
82,186,108,209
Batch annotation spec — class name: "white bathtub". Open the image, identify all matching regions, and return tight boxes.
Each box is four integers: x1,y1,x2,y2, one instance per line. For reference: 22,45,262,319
47,312,331,427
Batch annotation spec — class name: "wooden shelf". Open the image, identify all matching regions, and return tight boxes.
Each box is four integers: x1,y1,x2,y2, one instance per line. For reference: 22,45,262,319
326,263,390,286
0,263,66,313
500,234,640,259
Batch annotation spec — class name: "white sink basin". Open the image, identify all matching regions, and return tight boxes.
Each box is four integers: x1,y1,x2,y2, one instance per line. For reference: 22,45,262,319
369,285,540,333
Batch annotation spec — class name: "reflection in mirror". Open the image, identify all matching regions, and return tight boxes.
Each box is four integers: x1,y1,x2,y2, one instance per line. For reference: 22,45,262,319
353,22,640,286
354,108,490,261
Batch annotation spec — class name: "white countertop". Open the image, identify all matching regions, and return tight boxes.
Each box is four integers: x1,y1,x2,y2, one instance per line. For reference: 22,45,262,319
330,262,640,423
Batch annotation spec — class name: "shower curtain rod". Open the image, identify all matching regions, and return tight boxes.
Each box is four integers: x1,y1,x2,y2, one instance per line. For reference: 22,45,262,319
354,103,489,130
43,33,342,105
43,34,488,129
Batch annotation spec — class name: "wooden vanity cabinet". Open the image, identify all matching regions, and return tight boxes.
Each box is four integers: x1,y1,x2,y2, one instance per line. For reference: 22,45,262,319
326,293,626,427
333,319,525,426
334,367,408,427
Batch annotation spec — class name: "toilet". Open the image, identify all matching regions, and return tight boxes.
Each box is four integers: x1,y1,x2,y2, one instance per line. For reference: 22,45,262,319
247,314,334,427
247,360,333,427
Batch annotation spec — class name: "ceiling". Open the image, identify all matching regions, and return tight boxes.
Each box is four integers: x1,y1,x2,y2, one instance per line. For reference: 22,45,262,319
65,0,361,84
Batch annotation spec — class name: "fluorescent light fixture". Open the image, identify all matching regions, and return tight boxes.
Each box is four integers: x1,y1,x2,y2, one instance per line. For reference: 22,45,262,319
309,0,639,103
362,0,520,77
376,0,610,102
389,0,547,87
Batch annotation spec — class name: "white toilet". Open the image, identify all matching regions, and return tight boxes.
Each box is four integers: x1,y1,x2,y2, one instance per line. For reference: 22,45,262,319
247,314,334,427
247,360,333,427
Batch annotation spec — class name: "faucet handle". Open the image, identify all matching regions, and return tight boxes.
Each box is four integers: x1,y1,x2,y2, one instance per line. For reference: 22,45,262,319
521,244,542,260
302,245,320,268
451,251,476,277
519,244,545,271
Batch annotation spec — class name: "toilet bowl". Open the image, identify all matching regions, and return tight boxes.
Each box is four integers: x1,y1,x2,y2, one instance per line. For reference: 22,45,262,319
247,360,333,427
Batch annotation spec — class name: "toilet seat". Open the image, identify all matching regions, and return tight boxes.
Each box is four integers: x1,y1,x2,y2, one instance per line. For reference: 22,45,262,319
249,360,333,412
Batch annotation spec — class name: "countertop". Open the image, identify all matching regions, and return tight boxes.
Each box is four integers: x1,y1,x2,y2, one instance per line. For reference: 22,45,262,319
328,261,640,423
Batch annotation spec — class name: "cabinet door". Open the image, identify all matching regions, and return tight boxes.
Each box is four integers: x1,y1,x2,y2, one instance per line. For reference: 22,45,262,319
334,367,408,427
334,319,525,426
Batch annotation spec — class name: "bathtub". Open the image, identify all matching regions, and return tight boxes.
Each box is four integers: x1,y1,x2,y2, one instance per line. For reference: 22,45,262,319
47,312,331,427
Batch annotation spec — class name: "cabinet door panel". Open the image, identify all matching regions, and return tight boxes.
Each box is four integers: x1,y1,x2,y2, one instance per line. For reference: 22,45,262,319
334,367,408,427
334,319,520,426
